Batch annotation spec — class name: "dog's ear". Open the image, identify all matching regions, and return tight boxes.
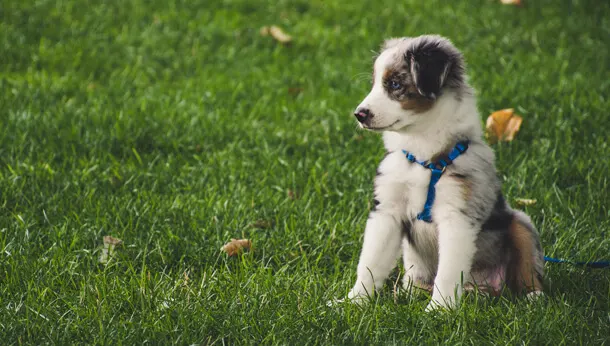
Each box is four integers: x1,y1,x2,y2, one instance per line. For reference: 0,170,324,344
406,37,460,100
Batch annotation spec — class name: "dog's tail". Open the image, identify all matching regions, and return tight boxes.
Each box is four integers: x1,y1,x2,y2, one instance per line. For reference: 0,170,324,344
506,210,544,294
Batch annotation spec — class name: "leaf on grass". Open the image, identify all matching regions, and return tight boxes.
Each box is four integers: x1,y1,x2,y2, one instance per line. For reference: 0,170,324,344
260,25,292,44
515,198,537,206
99,236,122,264
220,238,252,256
288,87,303,96
486,108,523,142
250,219,274,229
501,0,522,5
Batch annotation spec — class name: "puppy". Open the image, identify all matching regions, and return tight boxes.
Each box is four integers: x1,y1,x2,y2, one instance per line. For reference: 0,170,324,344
343,35,544,310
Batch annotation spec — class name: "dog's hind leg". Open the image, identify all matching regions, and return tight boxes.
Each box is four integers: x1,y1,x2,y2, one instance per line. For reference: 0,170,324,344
507,211,544,296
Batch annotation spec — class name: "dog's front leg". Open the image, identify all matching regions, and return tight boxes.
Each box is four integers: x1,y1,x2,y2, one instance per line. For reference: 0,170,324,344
427,216,477,311
348,212,402,301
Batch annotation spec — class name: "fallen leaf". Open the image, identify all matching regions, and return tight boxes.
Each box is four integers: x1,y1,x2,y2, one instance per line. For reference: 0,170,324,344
260,25,292,44
486,108,523,142
220,238,252,256
501,0,522,5
515,198,537,206
288,87,303,96
99,236,122,264
250,219,274,229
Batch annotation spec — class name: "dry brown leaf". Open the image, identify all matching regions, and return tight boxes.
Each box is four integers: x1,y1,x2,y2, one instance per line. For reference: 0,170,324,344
288,87,303,96
99,236,123,264
260,25,292,44
501,0,522,5
250,219,274,229
515,198,537,206
220,238,252,256
486,108,523,142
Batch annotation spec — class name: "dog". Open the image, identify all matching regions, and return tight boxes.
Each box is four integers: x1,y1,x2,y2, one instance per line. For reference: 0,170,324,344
341,35,544,311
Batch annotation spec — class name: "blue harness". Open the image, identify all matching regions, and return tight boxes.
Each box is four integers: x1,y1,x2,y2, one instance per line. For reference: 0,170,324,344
402,141,469,223
401,141,610,268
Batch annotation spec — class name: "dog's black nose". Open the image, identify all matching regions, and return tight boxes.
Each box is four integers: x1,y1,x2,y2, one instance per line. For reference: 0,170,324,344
354,108,372,123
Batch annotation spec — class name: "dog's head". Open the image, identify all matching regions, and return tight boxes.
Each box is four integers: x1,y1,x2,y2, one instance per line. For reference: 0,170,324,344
354,35,466,131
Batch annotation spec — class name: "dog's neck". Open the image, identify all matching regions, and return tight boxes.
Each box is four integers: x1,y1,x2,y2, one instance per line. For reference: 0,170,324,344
382,92,482,160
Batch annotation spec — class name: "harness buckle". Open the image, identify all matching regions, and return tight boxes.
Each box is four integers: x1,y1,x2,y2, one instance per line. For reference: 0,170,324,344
403,141,470,223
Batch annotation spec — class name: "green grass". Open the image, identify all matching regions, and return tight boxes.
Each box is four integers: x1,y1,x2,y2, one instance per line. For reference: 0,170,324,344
1,0,609,344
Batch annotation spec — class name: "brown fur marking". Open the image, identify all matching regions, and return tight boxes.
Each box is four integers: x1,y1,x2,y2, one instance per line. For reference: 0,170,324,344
382,68,435,113
400,86,435,113
507,217,543,293
449,173,472,201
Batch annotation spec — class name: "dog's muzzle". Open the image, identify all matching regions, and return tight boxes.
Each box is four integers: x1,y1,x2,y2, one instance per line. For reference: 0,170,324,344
354,108,373,124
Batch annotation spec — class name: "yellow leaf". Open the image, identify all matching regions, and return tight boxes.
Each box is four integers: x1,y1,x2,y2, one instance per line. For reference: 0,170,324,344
99,236,123,264
260,25,292,44
220,238,252,256
501,0,522,5
515,198,537,206
486,108,523,142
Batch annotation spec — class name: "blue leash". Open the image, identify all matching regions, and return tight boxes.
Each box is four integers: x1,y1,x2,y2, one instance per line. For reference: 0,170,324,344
544,256,610,268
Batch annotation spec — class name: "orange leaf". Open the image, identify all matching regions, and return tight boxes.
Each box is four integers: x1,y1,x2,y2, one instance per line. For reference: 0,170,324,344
486,108,523,142
220,238,252,256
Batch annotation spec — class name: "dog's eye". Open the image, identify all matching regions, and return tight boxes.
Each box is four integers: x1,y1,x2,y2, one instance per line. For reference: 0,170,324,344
390,80,402,90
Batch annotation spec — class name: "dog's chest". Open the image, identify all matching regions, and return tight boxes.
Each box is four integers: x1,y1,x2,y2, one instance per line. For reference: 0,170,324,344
374,152,431,220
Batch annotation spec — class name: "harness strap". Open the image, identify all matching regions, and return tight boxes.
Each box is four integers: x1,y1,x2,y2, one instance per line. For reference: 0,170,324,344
402,141,470,223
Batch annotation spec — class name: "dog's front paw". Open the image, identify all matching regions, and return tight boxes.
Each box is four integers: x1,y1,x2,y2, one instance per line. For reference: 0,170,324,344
327,292,369,307
426,293,457,312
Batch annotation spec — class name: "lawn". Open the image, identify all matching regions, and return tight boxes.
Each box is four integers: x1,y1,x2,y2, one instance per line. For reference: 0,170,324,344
1,0,609,344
